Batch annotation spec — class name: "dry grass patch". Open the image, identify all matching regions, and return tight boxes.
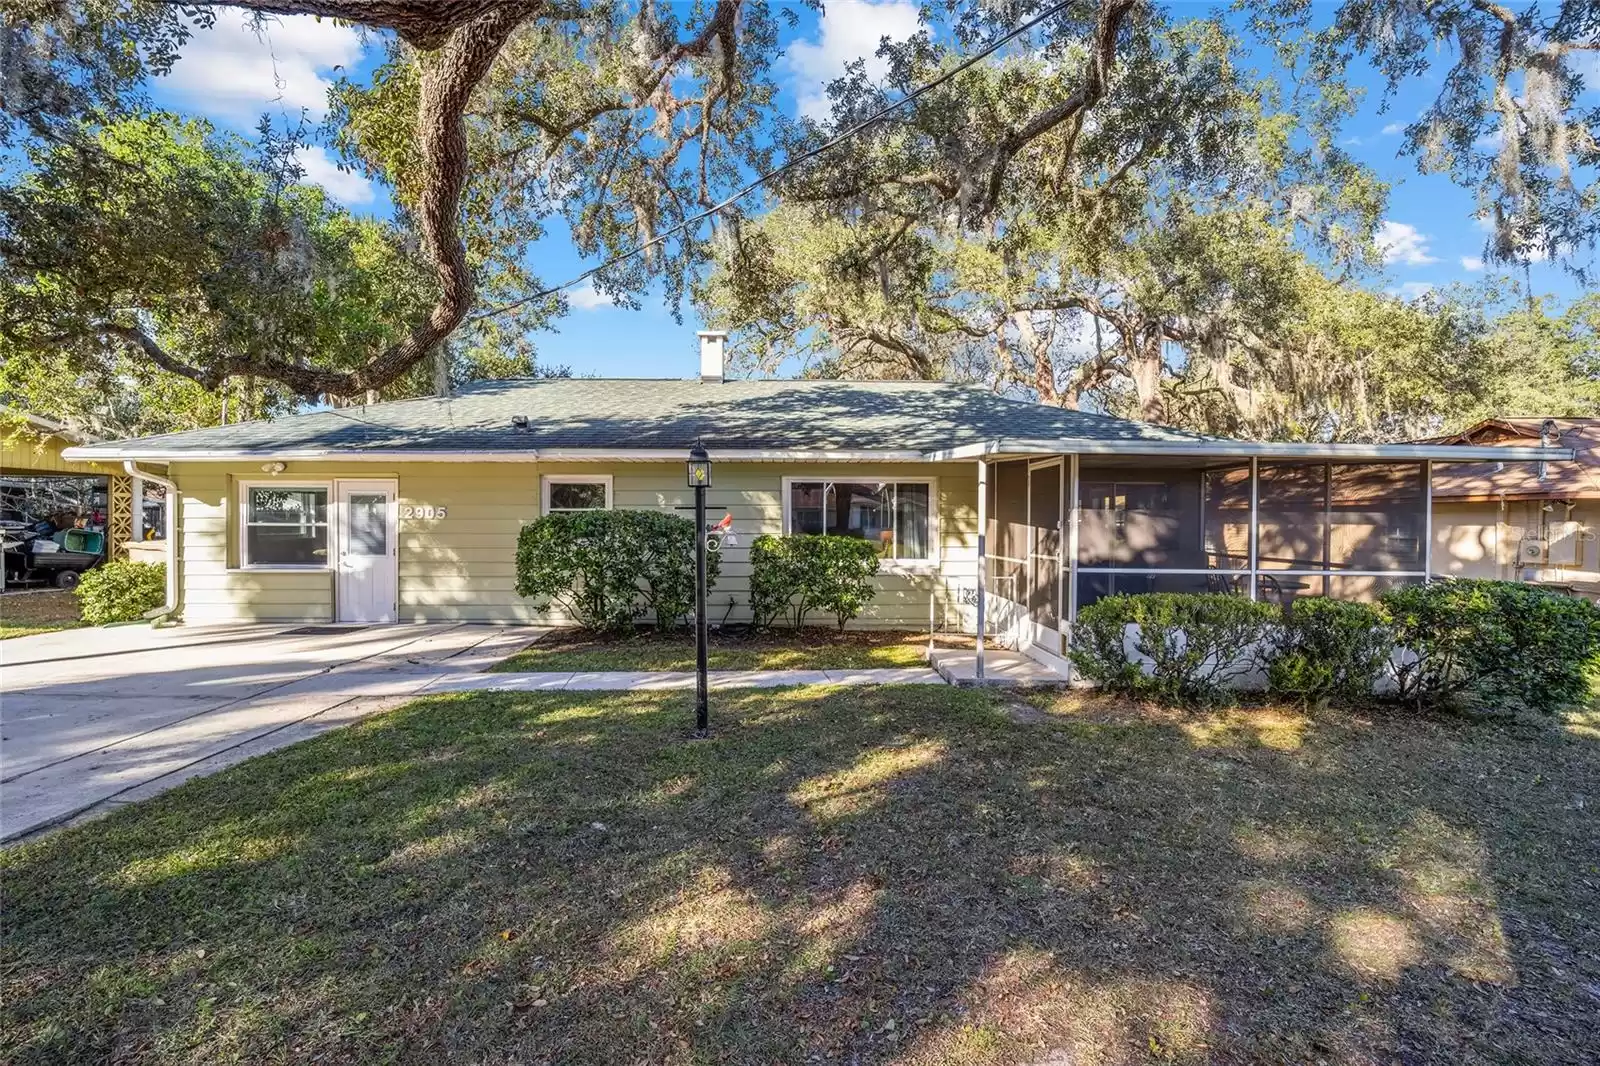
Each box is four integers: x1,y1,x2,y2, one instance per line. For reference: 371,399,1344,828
0,589,80,639
492,627,966,672
3,688,1597,1065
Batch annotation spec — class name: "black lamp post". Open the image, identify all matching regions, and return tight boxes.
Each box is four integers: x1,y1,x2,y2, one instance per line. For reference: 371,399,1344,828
687,441,712,735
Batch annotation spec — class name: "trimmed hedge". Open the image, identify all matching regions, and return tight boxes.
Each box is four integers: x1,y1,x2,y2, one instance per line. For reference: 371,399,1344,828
1267,598,1393,704
514,510,719,632
1069,581,1599,715
1069,592,1278,706
749,534,881,631
1382,580,1600,714
75,560,165,625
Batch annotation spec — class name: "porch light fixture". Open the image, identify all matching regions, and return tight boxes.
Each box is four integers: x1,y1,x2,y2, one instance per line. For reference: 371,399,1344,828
688,440,711,737
687,442,712,487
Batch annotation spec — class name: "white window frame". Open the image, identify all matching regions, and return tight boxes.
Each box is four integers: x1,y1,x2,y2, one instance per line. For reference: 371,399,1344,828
780,476,940,568
541,474,613,515
237,480,333,571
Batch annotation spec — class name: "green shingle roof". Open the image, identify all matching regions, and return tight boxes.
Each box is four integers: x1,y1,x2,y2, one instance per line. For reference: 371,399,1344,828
68,377,1220,457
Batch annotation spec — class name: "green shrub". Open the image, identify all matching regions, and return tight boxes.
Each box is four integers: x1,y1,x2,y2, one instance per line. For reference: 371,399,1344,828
1380,579,1600,714
1267,598,1393,704
75,560,165,625
1463,581,1600,714
1070,592,1278,706
1380,582,1501,709
749,535,802,629
749,534,881,631
514,510,717,632
632,510,718,628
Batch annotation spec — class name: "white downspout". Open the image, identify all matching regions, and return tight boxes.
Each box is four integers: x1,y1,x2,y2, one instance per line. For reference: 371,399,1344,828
124,460,179,623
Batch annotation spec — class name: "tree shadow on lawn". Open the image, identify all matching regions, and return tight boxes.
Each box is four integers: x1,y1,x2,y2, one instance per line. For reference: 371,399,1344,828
3,688,1597,1065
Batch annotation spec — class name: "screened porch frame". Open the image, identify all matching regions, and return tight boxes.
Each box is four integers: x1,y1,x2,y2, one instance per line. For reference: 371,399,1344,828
973,453,1438,680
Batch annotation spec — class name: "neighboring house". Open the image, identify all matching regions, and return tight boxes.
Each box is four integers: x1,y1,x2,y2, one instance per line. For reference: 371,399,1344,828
63,333,1568,671
1427,417,1600,596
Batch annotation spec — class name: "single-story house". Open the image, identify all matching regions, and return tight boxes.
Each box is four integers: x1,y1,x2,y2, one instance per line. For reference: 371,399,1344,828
1427,417,1599,597
62,333,1571,671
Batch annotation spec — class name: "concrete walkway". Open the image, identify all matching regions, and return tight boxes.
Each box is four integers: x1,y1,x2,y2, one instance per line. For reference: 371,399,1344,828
1,623,535,842
929,648,1075,687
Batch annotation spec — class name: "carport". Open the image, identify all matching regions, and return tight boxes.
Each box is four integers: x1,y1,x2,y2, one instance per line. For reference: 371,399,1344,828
1,409,165,589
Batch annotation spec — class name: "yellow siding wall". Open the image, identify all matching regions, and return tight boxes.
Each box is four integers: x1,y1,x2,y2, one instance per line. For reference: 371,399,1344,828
172,461,979,628
174,464,335,624
0,429,118,476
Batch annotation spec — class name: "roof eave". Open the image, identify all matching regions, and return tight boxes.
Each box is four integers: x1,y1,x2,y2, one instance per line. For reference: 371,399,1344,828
63,440,1577,465
59,446,932,463
922,439,1576,462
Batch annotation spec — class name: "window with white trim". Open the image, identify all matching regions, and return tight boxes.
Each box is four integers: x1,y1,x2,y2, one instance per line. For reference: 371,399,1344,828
242,485,329,567
785,479,935,562
542,475,612,514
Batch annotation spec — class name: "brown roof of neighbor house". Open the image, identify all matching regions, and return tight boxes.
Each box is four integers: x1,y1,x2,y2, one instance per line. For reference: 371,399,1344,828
1424,417,1600,501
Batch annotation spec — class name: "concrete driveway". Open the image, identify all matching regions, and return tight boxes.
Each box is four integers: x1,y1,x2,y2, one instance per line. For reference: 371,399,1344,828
0,623,536,842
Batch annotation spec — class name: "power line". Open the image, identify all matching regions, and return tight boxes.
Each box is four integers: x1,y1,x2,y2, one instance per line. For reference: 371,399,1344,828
469,0,1074,323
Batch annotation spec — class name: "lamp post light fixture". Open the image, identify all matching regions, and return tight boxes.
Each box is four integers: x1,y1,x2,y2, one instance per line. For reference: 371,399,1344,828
687,441,712,735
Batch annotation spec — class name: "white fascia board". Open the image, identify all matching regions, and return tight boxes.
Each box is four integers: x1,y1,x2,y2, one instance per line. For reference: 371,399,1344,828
923,438,1576,463
533,448,927,462
59,446,928,463
60,448,544,463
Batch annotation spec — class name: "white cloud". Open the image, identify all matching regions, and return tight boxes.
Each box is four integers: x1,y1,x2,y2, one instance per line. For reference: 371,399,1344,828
162,12,364,126
566,279,614,311
786,0,922,120
1381,121,1405,135
1460,255,1484,271
1391,281,1436,301
1374,220,1438,266
293,146,374,206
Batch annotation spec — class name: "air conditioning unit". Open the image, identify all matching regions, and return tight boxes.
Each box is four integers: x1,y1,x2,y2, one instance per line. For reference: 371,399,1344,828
1519,537,1547,564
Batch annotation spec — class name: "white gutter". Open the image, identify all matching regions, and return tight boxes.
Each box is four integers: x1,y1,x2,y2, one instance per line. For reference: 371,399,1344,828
67,440,1574,465
67,447,930,463
533,448,928,462
69,448,546,462
923,438,1576,463
123,460,179,624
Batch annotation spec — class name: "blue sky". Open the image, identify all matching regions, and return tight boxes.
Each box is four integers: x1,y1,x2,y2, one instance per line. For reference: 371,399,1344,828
145,2,1592,380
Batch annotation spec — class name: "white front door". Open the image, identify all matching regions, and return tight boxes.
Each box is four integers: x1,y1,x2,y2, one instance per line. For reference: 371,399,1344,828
335,481,397,623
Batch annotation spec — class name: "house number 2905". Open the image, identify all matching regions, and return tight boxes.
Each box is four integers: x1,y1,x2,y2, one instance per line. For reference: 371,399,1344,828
400,505,447,519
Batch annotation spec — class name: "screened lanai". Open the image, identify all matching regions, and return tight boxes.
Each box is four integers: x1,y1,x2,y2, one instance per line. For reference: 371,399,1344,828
965,448,1455,674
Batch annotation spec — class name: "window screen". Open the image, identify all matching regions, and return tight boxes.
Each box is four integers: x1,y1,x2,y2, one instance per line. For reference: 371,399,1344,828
244,486,328,566
787,481,933,560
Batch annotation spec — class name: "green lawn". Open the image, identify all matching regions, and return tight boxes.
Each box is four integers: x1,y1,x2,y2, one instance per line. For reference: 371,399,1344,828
492,627,959,672
0,590,80,640
4,688,1597,1065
